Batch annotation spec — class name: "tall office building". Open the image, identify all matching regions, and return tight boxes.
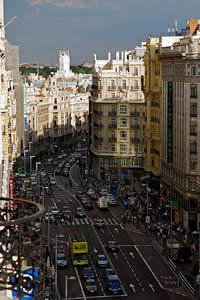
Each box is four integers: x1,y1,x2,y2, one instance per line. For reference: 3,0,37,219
160,31,200,231
90,46,145,179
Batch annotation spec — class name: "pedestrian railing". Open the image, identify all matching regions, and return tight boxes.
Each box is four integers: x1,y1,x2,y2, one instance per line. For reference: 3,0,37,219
179,272,196,296
168,258,176,271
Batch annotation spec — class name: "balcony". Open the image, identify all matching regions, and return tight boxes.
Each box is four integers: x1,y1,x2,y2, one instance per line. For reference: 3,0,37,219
108,86,116,91
131,111,140,117
108,124,117,129
132,138,140,143
119,86,129,90
94,122,103,128
94,110,103,115
131,124,140,129
131,86,139,90
108,111,117,116
190,132,197,136
109,137,117,142
190,114,197,118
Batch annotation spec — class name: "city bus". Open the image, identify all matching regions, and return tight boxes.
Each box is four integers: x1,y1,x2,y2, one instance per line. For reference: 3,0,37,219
69,232,88,266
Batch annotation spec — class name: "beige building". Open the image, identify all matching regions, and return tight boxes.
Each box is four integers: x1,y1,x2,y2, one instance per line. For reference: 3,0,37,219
160,33,200,231
90,47,145,179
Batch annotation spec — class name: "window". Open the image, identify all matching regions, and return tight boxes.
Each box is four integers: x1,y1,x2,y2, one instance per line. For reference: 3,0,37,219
190,104,197,117
190,125,197,136
133,67,138,75
134,144,139,153
112,93,115,99
111,131,115,138
190,142,197,154
190,85,197,98
120,105,128,114
120,118,127,127
120,131,127,140
98,118,102,125
99,144,102,151
122,80,126,89
98,104,102,112
133,80,138,89
121,158,129,166
190,160,197,170
111,80,115,88
190,199,197,209
111,118,116,125
109,158,117,166
191,66,196,76
133,105,138,113
111,144,115,152
134,132,139,138
111,104,116,112
134,93,138,99
120,144,127,152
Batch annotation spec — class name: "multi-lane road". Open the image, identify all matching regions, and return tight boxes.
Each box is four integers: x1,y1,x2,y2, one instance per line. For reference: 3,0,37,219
44,162,192,300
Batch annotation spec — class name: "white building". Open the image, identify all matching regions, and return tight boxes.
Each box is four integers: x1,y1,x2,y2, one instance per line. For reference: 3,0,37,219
58,50,74,78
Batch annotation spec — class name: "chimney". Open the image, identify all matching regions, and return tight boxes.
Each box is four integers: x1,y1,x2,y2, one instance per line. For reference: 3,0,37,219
108,52,111,60
116,51,120,60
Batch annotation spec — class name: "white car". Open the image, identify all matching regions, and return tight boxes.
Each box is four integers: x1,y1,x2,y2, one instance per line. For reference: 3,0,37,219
99,189,108,196
50,177,56,185
51,207,59,215
87,188,94,196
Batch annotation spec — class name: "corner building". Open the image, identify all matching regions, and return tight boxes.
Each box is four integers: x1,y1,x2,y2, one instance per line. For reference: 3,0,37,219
90,47,145,179
160,33,200,231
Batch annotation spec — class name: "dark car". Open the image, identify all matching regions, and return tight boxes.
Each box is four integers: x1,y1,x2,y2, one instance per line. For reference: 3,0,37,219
83,267,95,279
57,252,68,269
83,201,93,210
104,268,116,281
55,168,61,175
94,218,105,228
76,207,86,218
85,279,97,294
107,275,121,294
107,241,119,252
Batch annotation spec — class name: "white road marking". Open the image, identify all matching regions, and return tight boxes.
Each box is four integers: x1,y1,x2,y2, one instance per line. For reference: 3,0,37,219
74,267,86,300
149,283,155,292
129,283,136,293
135,246,163,289
112,218,118,225
79,219,85,225
85,218,89,224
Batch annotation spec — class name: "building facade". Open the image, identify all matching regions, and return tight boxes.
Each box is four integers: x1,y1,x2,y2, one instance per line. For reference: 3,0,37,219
144,36,183,177
90,47,145,179
160,33,200,231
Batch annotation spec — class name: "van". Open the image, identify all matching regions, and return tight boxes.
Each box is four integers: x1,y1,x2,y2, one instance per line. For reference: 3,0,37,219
97,197,108,209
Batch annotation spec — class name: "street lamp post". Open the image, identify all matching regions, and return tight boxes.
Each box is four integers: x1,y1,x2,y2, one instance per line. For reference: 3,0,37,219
36,162,41,198
30,155,35,175
65,275,76,299
24,149,28,175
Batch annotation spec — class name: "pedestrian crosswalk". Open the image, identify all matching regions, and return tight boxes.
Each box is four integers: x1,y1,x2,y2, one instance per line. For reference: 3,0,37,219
53,217,120,226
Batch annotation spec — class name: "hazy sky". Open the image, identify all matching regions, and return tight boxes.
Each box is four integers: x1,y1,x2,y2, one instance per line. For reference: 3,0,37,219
4,0,200,64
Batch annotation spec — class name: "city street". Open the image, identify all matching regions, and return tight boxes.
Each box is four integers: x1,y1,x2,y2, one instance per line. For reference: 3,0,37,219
43,160,192,300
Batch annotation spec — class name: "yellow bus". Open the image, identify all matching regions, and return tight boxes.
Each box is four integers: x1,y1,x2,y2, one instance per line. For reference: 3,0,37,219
69,233,88,266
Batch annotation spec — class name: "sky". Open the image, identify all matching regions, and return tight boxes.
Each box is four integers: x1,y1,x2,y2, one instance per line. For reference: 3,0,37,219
4,0,200,64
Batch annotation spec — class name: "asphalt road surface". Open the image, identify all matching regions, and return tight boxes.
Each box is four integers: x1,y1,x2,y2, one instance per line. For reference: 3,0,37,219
43,160,193,300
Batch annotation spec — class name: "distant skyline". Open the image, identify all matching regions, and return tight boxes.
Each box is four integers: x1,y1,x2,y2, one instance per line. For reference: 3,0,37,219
4,0,200,64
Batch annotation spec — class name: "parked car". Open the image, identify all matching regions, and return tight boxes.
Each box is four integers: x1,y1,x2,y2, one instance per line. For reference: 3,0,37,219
91,193,99,200
84,278,97,294
96,254,108,267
